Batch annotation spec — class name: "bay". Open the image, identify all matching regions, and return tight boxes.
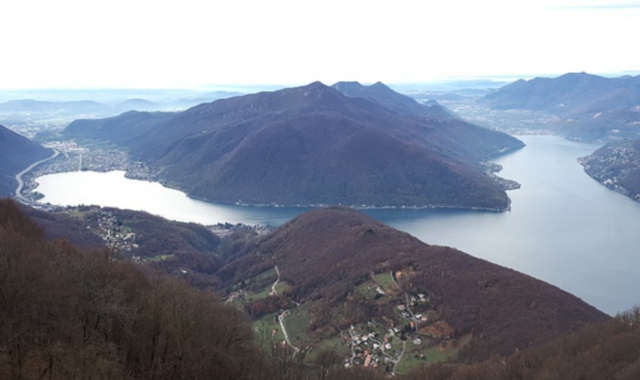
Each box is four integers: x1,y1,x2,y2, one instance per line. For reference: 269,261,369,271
35,136,640,315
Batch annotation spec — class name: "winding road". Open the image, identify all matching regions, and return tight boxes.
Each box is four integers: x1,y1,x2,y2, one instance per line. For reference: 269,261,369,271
271,265,281,296
278,312,300,353
272,265,300,353
14,149,59,203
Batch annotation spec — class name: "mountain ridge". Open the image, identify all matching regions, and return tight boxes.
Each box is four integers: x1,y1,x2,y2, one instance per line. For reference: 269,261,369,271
64,82,524,209
220,207,608,362
16,201,609,368
478,73,640,141
0,124,51,196
332,81,457,120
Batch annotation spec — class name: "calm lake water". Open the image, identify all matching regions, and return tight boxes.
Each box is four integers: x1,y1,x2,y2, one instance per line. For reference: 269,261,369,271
36,136,640,315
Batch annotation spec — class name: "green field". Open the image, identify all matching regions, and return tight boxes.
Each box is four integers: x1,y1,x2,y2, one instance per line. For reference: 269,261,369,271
243,289,271,302
144,254,175,262
251,267,277,283
396,344,459,373
284,303,313,347
253,313,285,349
311,335,349,358
373,272,397,292
274,281,292,294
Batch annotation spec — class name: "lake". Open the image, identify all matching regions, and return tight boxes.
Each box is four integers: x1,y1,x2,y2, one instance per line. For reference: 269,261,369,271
35,136,640,315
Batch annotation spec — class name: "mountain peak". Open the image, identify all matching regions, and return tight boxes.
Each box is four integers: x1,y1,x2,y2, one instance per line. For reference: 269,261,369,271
300,81,329,90
371,81,391,89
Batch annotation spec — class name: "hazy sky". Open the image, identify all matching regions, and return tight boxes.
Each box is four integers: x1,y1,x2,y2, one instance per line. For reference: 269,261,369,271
2,0,639,89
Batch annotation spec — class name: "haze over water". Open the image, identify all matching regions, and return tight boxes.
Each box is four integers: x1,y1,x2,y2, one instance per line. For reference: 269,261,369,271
36,136,640,315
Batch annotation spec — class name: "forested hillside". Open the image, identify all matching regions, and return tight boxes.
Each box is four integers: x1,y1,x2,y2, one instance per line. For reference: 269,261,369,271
2,199,639,379
63,82,523,210
0,124,51,196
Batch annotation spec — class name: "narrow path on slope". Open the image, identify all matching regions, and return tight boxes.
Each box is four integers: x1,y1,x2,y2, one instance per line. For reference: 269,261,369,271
271,265,280,296
271,264,299,353
278,312,300,353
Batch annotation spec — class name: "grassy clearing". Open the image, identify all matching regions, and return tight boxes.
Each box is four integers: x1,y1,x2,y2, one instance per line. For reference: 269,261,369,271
285,303,313,347
355,281,378,299
395,334,471,373
250,267,277,283
274,281,292,294
396,344,458,373
144,254,175,262
373,272,397,292
253,313,285,349
243,289,271,303
66,208,91,219
311,335,349,358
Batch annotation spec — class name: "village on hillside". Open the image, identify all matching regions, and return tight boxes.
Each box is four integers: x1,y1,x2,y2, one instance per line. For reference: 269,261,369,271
232,267,470,374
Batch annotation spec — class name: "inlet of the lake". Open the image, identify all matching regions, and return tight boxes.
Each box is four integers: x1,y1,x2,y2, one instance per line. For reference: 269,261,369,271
35,136,640,315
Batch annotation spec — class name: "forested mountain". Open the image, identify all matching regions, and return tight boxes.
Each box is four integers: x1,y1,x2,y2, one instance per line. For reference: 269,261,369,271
4,199,637,378
479,73,640,141
0,124,51,196
64,82,523,210
224,207,607,362
405,307,640,380
0,199,260,380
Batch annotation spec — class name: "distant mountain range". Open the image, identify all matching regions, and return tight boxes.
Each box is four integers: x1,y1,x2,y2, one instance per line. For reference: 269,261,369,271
479,72,640,141
0,124,51,196
63,81,523,210
0,91,241,128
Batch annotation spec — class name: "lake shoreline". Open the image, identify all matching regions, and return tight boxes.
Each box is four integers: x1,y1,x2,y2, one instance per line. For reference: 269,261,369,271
31,136,640,315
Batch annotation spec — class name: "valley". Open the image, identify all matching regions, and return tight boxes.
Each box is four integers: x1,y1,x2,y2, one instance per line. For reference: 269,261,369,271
2,73,640,379
29,135,640,315
3,0,640,376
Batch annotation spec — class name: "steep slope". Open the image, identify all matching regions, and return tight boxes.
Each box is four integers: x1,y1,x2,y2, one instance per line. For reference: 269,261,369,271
579,138,640,201
64,82,523,209
407,308,640,380
246,208,608,360
332,81,522,158
0,124,51,196
64,110,175,144
0,199,261,380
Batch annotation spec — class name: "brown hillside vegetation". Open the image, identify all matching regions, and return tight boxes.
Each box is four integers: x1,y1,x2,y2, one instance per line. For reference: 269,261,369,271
0,124,51,196
406,307,640,380
2,199,638,379
0,199,258,380
255,207,609,360
0,199,394,380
